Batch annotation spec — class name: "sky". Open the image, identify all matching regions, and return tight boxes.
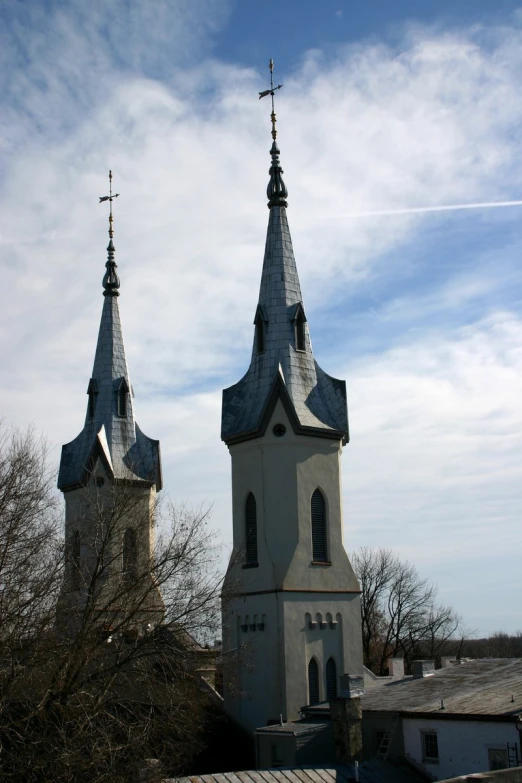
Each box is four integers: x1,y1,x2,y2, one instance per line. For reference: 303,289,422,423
1,0,521,637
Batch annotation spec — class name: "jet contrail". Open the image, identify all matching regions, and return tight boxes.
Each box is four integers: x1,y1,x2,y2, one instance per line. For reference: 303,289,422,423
338,199,522,218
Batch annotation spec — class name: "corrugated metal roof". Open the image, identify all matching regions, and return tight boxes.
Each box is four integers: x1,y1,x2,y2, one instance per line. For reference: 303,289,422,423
362,658,522,717
171,769,348,783
170,758,428,783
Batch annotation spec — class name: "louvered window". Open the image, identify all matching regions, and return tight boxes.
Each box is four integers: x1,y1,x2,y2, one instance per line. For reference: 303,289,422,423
295,310,306,351
311,489,327,562
87,378,98,419
118,387,127,417
308,658,319,705
326,657,337,701
245,492,258,566
255,314,265,354
123,528,138,583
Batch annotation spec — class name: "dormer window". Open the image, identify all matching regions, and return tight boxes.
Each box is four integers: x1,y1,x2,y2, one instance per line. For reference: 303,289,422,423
294,303,307,352
117,377,129,418
254,306,267,355
87,378,98,419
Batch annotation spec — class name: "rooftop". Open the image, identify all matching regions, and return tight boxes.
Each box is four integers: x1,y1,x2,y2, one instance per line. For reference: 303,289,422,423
361,658,522,718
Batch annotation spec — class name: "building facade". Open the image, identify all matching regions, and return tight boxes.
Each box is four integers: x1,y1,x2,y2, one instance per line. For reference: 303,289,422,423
221,100,363,732
362,658,522,780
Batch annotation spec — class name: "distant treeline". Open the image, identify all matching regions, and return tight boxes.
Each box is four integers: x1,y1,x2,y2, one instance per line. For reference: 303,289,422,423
435,631,522,663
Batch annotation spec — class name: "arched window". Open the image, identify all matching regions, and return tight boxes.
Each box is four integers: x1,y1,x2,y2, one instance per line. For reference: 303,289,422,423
123,528,138,583
295,308,306,351
311,489,327,562
326,657,337,701
72,530,81,588
308,658,319,705
117,378,129,418
245,492,258,566
254,312,265,354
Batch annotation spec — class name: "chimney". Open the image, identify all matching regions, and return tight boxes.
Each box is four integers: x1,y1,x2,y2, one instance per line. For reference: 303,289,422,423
440,657,457,669
331,675,364,764
412,660,435,679
386,657,405,679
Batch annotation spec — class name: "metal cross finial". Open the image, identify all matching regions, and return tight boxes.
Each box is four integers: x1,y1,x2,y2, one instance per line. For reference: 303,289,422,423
259,58,283,142
99,170,121,296
259,60,288,208
99,170,120,239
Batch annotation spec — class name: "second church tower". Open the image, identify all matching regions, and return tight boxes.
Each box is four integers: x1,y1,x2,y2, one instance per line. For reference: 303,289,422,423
221,65,363,733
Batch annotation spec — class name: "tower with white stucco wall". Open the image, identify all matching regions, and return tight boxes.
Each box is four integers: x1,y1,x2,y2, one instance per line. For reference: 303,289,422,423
221,94,363,733
57,178,164,633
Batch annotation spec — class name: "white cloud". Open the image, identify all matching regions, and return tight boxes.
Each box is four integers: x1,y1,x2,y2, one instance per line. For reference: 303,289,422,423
1,6,521,633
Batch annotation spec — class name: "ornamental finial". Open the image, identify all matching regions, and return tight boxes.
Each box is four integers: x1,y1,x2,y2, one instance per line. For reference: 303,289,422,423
259,59,288,208
99,170,120,296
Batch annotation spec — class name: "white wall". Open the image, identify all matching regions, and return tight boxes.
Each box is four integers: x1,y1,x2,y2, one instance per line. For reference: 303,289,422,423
403,717,519,780
222,398,363,732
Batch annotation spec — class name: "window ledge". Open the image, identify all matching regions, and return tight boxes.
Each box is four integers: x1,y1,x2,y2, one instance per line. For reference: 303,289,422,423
311,560,332,567
242,562,259,569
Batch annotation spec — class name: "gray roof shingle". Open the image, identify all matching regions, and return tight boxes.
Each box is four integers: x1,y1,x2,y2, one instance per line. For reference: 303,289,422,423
221,206,348,444
58,261,161,490
361,658,522,717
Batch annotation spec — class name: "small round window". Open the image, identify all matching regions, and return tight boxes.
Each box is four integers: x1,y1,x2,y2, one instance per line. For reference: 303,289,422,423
273,423,286,437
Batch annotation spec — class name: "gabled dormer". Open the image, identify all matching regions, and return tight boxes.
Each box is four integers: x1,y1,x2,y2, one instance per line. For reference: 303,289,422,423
289,301,307,352
253,304,268,355
116,377,130,418
86,378,98,420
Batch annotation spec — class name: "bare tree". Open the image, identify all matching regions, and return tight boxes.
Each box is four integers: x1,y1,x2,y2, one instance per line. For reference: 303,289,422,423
352,547,462,674
0,423,227,783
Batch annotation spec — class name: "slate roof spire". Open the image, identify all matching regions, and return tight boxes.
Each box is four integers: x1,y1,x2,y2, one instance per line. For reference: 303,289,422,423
58,172,161,490
221,63,348,444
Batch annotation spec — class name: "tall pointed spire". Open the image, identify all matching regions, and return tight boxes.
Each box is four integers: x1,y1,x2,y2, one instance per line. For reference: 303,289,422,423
221,61,348,444
58,172,161,490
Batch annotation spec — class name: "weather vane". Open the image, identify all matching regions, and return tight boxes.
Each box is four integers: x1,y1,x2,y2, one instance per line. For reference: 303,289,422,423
259,59,283,142
99,170,120,239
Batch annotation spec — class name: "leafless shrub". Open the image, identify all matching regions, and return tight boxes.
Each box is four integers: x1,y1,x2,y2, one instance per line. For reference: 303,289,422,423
0,422,225,782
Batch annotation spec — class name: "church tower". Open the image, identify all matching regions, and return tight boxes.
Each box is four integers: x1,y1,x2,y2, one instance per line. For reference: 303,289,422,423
57,173,164,632
221,65,363,733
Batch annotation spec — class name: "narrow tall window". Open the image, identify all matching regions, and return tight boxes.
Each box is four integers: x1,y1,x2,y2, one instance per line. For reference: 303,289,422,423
87,378,98,419
123,528,138,583
326,657,337,701
308,658,319,705
422,731,439,763
295,309,306,351
117,378,129,418
255,313,265,354
72,530,81,588
245,492,258,566
311,489,327,562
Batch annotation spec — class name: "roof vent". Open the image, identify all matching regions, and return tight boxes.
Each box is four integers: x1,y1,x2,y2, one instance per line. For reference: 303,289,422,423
412,660,435,679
